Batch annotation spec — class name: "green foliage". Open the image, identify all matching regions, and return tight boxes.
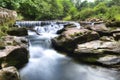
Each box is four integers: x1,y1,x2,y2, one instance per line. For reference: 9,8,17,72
0,25,9,37
0,0,120,21
63,15,72,21
104,6,120,21
75,8,95,20
0,0,25,10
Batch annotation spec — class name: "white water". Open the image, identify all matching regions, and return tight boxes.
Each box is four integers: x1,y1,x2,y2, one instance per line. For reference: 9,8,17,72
19,22,120,80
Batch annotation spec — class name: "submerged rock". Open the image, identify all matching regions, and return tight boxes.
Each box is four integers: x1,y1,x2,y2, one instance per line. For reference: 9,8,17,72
0,66,20,80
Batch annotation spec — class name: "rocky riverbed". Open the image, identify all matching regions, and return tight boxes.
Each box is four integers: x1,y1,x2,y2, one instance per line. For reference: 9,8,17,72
52,21,120,70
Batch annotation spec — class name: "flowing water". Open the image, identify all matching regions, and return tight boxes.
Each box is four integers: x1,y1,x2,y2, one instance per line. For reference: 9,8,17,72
19,22,120,80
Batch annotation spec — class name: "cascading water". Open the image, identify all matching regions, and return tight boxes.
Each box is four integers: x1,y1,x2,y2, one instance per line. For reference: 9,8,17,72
19,21,120,80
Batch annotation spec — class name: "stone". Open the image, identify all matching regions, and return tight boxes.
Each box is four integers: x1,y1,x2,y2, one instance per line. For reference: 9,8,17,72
2,36,28,48
0,46,29,69
0,66,20,80
0,7,17,25
75,40,120,54
52,28,99,52
73,40,120,67
106,21,120,27
7,28,28,36
113,33,120,41
97,55,120,65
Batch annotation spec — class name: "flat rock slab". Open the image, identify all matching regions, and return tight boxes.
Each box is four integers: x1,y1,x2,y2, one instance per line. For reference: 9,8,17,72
75,40,120,54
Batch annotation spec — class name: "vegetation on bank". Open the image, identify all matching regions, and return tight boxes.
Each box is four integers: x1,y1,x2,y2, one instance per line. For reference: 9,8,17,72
0,0,120,21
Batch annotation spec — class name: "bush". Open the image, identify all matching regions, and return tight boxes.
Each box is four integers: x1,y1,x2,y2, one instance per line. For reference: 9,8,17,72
105,6,120,21
75,8,95,20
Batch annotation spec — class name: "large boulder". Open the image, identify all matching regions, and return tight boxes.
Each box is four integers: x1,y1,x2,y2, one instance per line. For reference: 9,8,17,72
83,23,120,38
52,28,100,52
0,67,20,80
0,36,29,69
75,40,120,54
74,40,120,67
0,46,29,69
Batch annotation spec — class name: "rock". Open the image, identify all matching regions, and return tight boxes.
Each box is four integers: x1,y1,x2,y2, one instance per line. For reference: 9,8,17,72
106,21,120,27
0,46,29,69
2,36,28,48
0,66,20,80
84,23,120,37
73,40,120,67
113,33,120,41
75,40,120,54
64,23,76,28
0,7,17,25
97,55,120,65
90,24,108,31
52,28,100,52
85,18,103,22
100,36,114,41
7,28,28,36
57,23,79,34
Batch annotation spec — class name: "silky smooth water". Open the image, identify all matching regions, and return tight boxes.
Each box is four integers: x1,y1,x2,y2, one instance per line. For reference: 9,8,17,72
20,23,120,80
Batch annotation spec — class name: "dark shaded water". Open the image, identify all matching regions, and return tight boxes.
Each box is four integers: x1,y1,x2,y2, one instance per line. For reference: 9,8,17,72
19,23,120,80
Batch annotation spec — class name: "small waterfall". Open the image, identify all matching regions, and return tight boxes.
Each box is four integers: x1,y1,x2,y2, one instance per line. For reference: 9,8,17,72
34,24,64,34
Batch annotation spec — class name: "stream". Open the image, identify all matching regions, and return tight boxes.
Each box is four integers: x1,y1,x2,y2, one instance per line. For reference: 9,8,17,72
19,22,120,80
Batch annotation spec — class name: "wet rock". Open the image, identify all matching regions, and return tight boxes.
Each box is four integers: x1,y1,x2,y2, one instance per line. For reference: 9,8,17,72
52,28,99,52
7,28,28,36
97,55,120,65
0,66,20,80
0,46,29,69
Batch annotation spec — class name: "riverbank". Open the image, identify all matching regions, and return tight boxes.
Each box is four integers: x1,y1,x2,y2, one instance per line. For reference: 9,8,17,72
0,7,29,80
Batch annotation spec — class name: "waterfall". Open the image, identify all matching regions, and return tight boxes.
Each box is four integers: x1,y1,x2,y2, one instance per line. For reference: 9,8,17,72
19,21,119,80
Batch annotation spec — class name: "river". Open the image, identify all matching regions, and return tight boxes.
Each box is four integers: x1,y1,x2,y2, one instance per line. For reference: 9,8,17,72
19,22,120,80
